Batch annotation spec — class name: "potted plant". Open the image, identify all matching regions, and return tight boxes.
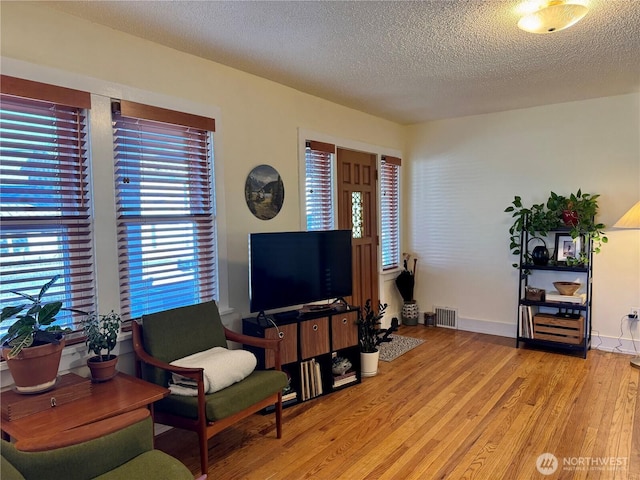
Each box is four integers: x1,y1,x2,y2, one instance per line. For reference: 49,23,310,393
357,300,398,377
0,275,75,394
505,190,608,267
83,311,122,382
546,189,608,254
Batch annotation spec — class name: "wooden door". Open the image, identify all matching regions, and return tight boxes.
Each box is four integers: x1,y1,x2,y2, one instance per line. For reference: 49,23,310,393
336,148,379,312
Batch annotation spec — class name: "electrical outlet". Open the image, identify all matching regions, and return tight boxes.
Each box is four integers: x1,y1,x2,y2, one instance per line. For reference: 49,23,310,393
630,307,640,320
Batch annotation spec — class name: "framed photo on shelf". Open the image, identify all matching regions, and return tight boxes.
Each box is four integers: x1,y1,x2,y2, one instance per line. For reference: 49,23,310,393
555,234,581,262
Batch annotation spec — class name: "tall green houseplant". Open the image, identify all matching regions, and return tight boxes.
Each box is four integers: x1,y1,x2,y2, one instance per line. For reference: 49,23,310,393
357,300,398,353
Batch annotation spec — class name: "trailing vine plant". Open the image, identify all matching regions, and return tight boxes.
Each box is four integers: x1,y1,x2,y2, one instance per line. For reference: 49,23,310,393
505,189,608,267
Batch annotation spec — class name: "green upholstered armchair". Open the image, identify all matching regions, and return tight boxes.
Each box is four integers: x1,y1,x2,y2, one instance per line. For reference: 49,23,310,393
131,301,287,475
0,409,194,480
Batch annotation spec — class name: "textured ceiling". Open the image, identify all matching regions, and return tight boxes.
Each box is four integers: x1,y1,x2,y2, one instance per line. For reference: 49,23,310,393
45,0,640,125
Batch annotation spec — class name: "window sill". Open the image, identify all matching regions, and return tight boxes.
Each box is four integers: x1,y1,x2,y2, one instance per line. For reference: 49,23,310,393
380,267,401,277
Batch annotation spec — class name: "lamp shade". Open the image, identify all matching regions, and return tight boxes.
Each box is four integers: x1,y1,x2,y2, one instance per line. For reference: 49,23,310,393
614,200,640,370
518,2,589,34
613,201,640,229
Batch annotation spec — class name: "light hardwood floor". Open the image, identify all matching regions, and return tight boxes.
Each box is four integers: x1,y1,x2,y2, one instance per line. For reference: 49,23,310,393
155,327,639,479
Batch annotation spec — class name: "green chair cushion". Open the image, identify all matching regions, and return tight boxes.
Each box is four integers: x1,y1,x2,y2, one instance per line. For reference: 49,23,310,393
1,416,153,480
158,369,288,421
1,455,25,480
141,301,228,386
93,451,193,480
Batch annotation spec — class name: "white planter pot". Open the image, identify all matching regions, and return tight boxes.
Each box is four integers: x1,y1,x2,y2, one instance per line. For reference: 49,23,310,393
360,350,380,377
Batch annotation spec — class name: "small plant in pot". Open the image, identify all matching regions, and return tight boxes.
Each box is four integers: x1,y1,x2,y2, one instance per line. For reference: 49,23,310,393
357,300,399,377
83,311,121,382
505,190,608,268
546,189,608,254
1,275,76,394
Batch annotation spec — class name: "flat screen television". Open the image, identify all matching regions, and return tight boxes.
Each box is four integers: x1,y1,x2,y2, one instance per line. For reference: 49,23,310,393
249,230,353,313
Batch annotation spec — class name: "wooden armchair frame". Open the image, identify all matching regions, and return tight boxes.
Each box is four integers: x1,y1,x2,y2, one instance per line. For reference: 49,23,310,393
131,321,283,475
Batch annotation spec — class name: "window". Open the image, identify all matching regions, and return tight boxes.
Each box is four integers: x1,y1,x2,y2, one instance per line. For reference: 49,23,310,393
0,76,95,336
112,100,217,320
305,140,335,231
380,155,401,270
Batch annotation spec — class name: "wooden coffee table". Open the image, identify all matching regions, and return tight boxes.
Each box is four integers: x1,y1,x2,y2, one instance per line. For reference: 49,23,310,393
1,372,169,442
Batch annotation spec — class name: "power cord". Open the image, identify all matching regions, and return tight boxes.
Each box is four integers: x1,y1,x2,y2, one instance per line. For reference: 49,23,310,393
630,320,639,357
613,314,627,354
265,315,283,339
609,314,640,356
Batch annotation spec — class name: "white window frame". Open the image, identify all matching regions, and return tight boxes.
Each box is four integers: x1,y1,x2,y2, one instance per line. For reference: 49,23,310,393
380,156,401,271
0,78,95,335
111,100,218,320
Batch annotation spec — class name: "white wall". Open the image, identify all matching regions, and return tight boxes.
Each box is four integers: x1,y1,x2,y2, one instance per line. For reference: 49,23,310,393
406,94,640,352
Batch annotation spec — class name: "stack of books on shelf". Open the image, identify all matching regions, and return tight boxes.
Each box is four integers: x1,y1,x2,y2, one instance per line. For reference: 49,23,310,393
281,369,297,403
519,305,537,338
545,291,586,304
332,370,357,388
300,359,323,401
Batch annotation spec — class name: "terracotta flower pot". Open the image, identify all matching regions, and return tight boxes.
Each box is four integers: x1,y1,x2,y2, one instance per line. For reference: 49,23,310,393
87,355,118,382
3,339,65,394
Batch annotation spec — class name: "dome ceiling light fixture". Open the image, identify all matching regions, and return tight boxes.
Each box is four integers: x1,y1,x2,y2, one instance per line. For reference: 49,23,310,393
518,0,589,34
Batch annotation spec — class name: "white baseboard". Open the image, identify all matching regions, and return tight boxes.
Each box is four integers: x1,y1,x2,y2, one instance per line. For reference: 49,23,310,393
589,334,639,356
458,316,516,338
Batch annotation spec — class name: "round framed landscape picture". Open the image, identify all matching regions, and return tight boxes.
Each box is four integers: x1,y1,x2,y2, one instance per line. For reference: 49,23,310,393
244,164,285,220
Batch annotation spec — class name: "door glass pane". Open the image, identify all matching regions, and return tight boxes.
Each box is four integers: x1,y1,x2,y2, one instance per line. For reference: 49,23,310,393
352,191,363,239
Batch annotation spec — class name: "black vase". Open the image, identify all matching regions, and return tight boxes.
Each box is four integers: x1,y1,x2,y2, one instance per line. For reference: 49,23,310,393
531,245,549,266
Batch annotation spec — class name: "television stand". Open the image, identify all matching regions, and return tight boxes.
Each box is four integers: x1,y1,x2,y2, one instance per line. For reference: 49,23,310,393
242,305,361,409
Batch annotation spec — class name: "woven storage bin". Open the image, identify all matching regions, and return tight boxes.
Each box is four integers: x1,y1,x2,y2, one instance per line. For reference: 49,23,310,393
533,314,584,345
525,286,545,302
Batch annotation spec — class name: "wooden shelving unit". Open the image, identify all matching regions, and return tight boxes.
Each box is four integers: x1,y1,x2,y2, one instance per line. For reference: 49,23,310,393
243,306,361,408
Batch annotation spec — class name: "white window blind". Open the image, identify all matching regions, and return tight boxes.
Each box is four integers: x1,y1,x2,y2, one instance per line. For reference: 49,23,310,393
305,140,335,231
112,100,217,320
380,156,401,270
0,76,95,336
